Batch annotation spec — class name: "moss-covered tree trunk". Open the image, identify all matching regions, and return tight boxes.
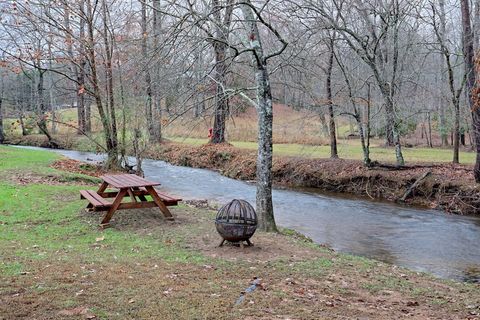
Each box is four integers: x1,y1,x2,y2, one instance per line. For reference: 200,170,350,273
241,0,278,232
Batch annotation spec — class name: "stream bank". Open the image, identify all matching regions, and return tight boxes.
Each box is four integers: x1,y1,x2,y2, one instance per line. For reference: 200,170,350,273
149,143,480,216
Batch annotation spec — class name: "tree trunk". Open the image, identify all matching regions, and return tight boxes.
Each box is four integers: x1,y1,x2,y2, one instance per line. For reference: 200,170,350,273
210,0,233,144
254,66,276,232
439,0,449,146
361,83,372,166
453,100,460,163
77,0,87,134
473,53,480,180
85,96,91,132
102,0,119,167
0,91,4,144
319,111,329,137
384,99,395,146
152,0,162,142
326,38,338,158
241,0,277,232
19,112,27,136
141,0,155,143
36,69,55,145
461,0,480,176
393,125,404,166
382,91,404,166
461,0,476,108
427,110,433,148
46,23,57,135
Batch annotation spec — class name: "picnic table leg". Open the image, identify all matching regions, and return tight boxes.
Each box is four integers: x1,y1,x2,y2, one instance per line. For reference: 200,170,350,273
100,188,128,227
127,189,137,202
145,186,174,220
97,181,108,193
87,181,109,210
132,187,148,202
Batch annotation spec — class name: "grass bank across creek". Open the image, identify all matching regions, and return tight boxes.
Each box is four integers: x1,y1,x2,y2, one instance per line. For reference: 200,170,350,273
0,145,479,319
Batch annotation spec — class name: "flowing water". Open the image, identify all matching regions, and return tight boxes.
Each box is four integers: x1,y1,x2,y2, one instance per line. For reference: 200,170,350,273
13,146,480,282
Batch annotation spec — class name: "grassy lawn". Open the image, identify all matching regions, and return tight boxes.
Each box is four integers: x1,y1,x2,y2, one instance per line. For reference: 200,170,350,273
0,145,479,319
169,137,476,164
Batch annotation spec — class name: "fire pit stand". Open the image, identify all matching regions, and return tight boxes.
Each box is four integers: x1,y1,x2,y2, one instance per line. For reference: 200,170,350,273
215,199,257,248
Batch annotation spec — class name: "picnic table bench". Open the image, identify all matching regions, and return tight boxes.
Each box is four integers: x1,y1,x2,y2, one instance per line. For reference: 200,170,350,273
80,174,181,227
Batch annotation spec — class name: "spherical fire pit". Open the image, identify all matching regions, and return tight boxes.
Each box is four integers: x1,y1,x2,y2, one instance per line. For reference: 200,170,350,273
215,199,257,247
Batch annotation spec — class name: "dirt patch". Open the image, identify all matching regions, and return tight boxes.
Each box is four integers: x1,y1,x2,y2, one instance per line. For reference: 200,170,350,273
10,172,96,186
79,205,321,263
50,158,107,177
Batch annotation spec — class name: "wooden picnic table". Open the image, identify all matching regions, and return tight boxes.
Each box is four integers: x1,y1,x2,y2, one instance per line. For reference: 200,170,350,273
80,174,181,227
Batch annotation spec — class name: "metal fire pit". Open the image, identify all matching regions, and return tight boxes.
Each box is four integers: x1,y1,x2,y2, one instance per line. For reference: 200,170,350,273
215,199,257,247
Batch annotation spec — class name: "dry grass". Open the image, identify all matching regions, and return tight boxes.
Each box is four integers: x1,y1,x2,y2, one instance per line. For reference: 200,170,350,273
164,104,332,145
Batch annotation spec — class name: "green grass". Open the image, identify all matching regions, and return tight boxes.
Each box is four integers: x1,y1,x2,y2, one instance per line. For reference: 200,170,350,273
169,137,476,164
0,146,205,278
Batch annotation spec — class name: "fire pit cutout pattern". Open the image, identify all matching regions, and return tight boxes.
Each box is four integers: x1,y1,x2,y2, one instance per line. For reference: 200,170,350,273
215,199,257,247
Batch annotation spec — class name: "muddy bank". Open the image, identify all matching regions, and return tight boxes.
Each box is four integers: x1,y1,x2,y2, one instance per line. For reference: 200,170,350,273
6,134,480,215
145,143,480,215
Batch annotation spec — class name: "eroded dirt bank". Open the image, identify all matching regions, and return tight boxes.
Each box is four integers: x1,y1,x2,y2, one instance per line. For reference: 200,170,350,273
7,134,480,215
146,144,480,215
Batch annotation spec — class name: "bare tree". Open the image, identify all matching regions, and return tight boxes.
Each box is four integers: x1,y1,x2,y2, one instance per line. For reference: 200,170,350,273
210,0,234,144
141,0,155,143
326,36,338,158
152,0,162,142
431,2,466,164
240,0,287,232
295,0,410,166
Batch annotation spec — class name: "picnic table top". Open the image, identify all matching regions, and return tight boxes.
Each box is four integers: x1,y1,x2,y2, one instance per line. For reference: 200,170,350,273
100,174,160,189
